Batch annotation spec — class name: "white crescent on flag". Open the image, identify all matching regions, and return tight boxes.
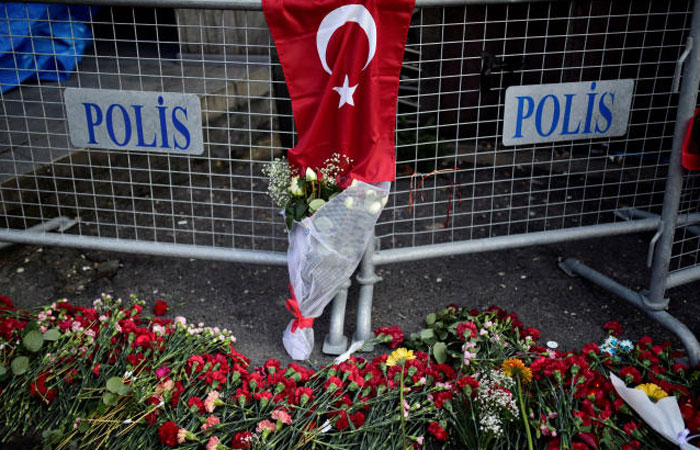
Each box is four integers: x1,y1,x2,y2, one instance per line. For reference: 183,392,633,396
316,4,377,75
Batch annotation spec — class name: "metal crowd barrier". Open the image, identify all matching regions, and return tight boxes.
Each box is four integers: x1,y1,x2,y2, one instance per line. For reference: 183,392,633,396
2,0,699,364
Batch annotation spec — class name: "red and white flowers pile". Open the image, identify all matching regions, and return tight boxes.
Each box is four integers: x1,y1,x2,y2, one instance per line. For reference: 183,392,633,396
1,293,699,449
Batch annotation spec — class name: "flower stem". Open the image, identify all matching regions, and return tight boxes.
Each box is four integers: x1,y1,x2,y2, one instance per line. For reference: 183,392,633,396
400,364,408,450
517,377,534,450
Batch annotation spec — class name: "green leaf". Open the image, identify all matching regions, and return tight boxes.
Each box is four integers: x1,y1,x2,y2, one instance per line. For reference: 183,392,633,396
42,328,61,341
0,365,7,380
11,356,29,375
22,330,44,352
433,342,448,364
102,392,117,406
419,328,435,341
425,313,436,326
22,321,40,335
117,384,131,396
106,376,124,394
41,428,62,445
308,198,326,213
294,201,308,220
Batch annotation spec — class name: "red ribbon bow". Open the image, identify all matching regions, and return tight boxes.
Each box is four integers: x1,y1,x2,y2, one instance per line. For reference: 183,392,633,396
286,284,314,333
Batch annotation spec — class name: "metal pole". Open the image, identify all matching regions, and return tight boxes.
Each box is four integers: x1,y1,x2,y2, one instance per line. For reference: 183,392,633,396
0,228,287,265
0,216,76,250
667,265,700,290
352,233,381,352
20,0,570,11
323,278,351,355
646,0,700,310
561,258,700,366
373,216,674,266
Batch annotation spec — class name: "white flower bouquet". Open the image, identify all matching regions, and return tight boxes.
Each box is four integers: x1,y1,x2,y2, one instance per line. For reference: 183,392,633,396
264,155,389,359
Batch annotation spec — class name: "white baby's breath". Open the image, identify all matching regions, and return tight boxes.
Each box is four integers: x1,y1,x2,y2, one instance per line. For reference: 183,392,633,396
262,158,292,208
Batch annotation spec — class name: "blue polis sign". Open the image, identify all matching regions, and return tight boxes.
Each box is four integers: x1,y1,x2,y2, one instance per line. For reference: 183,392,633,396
64,88,203,155
503,79,634,146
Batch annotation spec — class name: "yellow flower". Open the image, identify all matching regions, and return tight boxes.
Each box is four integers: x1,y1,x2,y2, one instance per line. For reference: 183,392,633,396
386,348,416,367
635,383,668,402
502,358,533,384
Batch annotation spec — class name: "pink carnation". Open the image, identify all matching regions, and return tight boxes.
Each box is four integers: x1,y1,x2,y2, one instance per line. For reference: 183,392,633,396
201,415,221,432
177,428,188,444
204,390,221,413
271,408,292,425
205,436,219,450
256,419,276,434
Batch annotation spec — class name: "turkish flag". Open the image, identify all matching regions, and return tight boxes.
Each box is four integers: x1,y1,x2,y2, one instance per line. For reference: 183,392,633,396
263,0,415,183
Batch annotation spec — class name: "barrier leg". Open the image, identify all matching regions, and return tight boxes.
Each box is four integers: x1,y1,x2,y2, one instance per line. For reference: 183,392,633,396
352,234,381,352
560,258,700,367
322,278,350,355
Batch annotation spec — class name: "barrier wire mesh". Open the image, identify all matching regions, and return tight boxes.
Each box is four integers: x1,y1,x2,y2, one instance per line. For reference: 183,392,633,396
0,0,697,276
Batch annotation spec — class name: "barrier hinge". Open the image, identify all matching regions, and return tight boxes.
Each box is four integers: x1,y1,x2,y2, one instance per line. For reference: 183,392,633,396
647,220,664,268
673,37,693,93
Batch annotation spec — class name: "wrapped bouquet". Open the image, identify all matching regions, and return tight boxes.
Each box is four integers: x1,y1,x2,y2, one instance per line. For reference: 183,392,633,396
264,156,388,359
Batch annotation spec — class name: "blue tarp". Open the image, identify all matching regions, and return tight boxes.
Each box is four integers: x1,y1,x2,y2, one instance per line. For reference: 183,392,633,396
0,3,97,93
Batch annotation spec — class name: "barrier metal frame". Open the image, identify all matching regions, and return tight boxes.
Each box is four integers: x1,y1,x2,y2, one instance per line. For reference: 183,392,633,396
2,0,700,364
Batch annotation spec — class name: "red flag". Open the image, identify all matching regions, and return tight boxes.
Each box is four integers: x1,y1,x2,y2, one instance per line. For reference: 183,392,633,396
263,0,415,184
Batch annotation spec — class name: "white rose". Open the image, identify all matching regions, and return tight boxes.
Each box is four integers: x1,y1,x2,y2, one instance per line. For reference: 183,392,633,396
368,201,382,215
305,167,318,182
344,197,354,209
288,177,303,196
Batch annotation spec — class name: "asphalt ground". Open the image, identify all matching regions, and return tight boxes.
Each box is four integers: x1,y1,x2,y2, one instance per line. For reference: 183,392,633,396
2,229,699,368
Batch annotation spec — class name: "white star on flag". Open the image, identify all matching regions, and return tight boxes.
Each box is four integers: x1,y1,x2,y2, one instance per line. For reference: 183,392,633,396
332,74,358,108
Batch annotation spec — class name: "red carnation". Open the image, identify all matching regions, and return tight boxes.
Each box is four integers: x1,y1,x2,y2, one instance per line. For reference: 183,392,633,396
374,325,404,349
546,439,562,450
350,411,366,428
324,376,344,392
456,321,478,340
524,327,540,341
254,391,273,406
456,375,479,396
619,366,642,384
232,431,254,449
264,359,282,374
0,295,13,309
332,410,350,431
433,391,453,409
581,343,600,356
428,421,449,442
638,336,653,348
64,369,80,385
187,396,206,414
158,421,179,447
603,321,623,337
623,421,640,435
153,300,169,316
295,386,314,405
134,334,153,349
29,375,58,405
